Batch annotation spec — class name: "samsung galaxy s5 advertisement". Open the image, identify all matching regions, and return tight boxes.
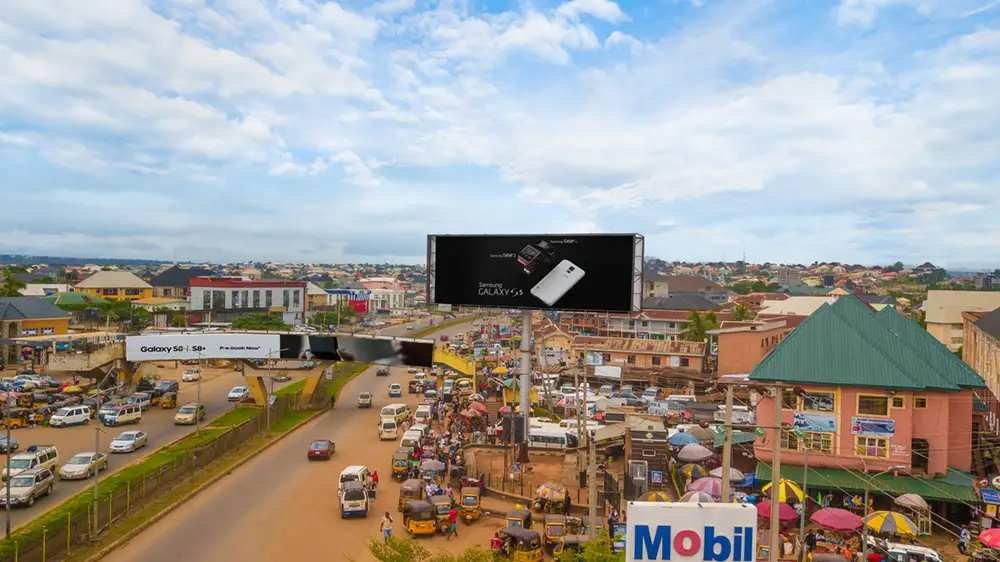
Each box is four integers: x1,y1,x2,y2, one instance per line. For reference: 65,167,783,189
428,234,643,313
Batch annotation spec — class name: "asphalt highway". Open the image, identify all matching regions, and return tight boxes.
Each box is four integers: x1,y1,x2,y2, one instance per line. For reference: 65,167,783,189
104,319,490,562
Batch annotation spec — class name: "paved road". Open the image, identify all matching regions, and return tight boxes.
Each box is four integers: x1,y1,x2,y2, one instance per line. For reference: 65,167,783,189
3,317,463,529
105,320,497,562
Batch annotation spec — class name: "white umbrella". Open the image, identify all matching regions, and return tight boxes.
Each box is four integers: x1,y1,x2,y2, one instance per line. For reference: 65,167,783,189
676,443,714,462
894,493,929,511
679,491,716,503
709,467,745,482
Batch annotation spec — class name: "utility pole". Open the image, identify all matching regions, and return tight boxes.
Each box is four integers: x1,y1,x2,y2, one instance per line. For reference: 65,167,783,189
587,428,597,539
196,351,203,436
517,311,531,464
769,386,782,562
4,397,12,538
720,383,734,503
91,387,101,540
797,445,809,562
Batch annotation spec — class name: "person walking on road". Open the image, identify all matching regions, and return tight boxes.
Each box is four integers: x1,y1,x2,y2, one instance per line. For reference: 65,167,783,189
446,506,459,540
381,512,394,543
371,471,380,498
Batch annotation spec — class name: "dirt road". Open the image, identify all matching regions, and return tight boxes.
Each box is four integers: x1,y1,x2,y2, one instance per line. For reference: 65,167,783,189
105,319,501,562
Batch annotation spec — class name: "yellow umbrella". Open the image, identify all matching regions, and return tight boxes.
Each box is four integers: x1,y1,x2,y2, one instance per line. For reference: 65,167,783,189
862,511,919,536
761,478,804,503
636,491,673,502
62,386,84,394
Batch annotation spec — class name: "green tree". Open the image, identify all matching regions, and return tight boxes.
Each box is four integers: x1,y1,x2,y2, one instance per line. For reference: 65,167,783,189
231,313,290,331
555,536,625,562
171,315,188,328
681,311,720,343
730,303,755,321
0,269,26,297
912,309,927,329
366,538,493,562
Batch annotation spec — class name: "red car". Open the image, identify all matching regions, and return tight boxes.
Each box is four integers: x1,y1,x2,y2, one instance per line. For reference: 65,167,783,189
307,439,335,460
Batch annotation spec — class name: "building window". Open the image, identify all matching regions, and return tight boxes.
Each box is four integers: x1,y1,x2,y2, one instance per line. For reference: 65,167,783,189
652,356,661,366
211,290,226,310
857,395,889,416
163,288,172,297
292,290,300,309
801,432,833,453
253,290,260,308
602,353,611,363
103,288,118,296
781,389,798,410
679,357,690,367
914,397,928,409
855,436,888,458
22,328,38,336
231,290,240,308
265,290,273,308
125,288,141,296
802,392,835,412
892,396,905,409
626,355,636,364
283,290,290,308
41,327,55,335
241,290,249,308
203,290,211,309
780,430,799,450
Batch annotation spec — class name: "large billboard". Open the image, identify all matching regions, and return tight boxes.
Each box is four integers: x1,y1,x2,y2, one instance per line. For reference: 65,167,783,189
428,234,643,313
126,333,434,368
627,503,757,562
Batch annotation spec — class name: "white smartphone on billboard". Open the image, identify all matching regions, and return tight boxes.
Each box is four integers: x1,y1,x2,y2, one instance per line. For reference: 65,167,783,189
531,260,585,306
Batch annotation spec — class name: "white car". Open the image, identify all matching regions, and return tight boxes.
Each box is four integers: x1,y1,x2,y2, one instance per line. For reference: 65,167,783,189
181,369,201,382
58,452,108,480
228,386,251,402
110,431,148,453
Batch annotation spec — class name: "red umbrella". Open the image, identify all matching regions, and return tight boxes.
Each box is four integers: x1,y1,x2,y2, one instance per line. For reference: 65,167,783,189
810,508,863,531
980,528,1000,549
467,402,488,414
686,477,726,497
756,501,797,522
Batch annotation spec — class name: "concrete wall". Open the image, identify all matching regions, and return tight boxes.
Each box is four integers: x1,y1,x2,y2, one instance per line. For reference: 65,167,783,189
47,343,124,372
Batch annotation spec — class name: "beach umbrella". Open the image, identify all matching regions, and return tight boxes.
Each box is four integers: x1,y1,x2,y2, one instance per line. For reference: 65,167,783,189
537,482,566,500
709,467,745,482
756,500,797,522
420,459,445,472
62,386,83,394
980,528,1000,549
862,511,919,536
460,408,481,418
687,426,716,441
761,478,804,503
810,508,863,531
679,491,716,503
466,402,488,414
686,477,726,497
677,463,707,480
676,443,714,462
636,491,673,502
498,405,512,415
893,494,928,511
469,393,484,401
668,432,699,447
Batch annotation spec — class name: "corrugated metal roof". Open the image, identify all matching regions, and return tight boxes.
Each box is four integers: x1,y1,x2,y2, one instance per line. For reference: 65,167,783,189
923,290,1000,325
758,296,837,316
750,299,925,390
755,463,979,504
876,307,986,389
0,297,72,320
572,336,705,356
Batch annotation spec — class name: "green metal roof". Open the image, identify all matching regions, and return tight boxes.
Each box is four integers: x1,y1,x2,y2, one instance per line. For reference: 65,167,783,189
875,307,986,389
750,296,968,391
755,463,979,504
713,430,757,448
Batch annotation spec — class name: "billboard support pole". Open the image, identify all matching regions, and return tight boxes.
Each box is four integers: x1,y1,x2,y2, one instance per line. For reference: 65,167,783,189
518,311,531,464
769,386,782,562
720,383,734,504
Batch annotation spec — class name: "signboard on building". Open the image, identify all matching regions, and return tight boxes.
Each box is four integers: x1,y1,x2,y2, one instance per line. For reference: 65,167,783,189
427,234,644,313
126,333,435,367
850,416,895,437
595,366,622,380
627,502,757,561
792,412,837,433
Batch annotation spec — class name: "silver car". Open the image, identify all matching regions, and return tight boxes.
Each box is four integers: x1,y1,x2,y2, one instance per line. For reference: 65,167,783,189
57,452,109,480
110,431,148,453
3,468,54,507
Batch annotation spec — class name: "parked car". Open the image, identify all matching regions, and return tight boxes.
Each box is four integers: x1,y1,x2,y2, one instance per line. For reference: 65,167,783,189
228,386,251,402
109,431,148,453
3,468,54,507
2,446,59,481
0,437,18,454
181,369,201,382
57,452,108,480
154,380,180,394
274,373,291,382
307,439,335,461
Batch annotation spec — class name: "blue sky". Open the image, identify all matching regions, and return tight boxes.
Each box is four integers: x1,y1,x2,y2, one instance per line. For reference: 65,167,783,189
1,0,999,267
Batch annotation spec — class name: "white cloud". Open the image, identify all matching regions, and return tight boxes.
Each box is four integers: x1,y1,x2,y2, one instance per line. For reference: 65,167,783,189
555,0,629,22
332,150,385,186
373,0,417,14
836,0,932,26
604,30,644,54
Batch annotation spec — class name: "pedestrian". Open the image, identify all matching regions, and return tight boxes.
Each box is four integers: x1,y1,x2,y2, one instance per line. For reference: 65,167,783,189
380,511,394,543
446,506,459,540
445,484,453,497
959,526,971,555
371,471,380,496
804,530,816,553
563,490,571,515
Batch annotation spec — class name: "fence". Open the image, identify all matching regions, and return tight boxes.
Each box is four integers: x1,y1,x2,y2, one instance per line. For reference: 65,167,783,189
1,395,296,562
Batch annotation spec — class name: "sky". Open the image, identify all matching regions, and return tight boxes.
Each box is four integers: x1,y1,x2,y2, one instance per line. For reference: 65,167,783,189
1,0,999,268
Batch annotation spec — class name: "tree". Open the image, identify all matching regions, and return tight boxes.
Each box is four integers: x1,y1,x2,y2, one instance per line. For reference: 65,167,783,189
912,309,926,329
366,538,493,562
555,536,625,562
231,313,290,331
171,315,188,328
681,311,721,343
0,270,26,297
309,302,356,328
731,303,755,321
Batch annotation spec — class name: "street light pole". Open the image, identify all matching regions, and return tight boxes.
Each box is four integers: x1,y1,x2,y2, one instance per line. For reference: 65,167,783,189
196,351,203,437
92,388,101,540
4,398,12,538
861,465,905,560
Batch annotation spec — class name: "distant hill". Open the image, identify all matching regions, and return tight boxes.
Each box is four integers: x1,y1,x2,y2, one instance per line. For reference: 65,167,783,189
0,254,180,267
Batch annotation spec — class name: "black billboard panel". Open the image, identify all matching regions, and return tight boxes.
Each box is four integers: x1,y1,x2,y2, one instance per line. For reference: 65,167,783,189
428,234,643,313
277,334,434,368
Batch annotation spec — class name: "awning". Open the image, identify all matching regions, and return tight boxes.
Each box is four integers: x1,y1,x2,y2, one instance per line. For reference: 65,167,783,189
755,463,979,504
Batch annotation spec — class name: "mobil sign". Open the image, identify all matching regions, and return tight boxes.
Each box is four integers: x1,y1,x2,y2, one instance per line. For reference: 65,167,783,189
627,503,757,562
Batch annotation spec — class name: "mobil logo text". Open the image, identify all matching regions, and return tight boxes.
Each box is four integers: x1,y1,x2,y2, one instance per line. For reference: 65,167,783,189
633,525,754,561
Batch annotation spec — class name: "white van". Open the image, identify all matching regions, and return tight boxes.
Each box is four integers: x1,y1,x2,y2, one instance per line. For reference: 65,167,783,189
49,406,91,427
380,404,410,425
400,430,422,450
409,423,430,440
2,445,59,481
340,480,370,518
378,418,399,441
527,428,580,450
414,405,433,424
102,404,142,427
338,465,371,496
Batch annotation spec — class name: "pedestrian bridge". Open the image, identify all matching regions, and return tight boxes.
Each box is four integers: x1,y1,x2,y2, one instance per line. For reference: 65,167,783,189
432,348,475,376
